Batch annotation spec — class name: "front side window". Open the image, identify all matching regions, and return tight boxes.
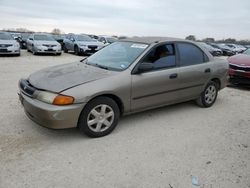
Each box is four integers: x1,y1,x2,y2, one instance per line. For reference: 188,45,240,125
177,43,207,66
141,44,176,70
86,42,148,71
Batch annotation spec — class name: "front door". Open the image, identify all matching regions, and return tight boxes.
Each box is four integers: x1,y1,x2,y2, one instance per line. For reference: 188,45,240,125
131,43,182,112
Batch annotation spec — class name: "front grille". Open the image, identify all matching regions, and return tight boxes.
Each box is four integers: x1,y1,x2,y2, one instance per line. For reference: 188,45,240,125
229,64,250,72
0,44,12,48
42,44,56,47
0,49,9,52
88,45,97,50
19,79,36,97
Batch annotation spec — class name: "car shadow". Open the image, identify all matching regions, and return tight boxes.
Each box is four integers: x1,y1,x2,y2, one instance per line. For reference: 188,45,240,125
227,84,250,91
0,54,20,57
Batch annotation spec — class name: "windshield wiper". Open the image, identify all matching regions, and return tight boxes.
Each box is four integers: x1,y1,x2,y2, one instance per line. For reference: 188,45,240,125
85,62,110,70
92,64,109,70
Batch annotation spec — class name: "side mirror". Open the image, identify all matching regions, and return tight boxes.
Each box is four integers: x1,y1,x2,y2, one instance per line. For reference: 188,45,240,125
70,38,75,42
136,63,153,74
29,38,33,41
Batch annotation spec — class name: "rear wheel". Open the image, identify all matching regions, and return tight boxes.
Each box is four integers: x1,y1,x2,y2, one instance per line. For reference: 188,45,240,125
78,97,120,137
196,81,218,107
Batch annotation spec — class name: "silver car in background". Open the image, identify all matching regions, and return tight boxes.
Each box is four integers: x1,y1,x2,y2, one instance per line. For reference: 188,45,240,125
18,37,228,138
98,35,118,45
0,32,20,56
26,34,62,55
63,34,104,55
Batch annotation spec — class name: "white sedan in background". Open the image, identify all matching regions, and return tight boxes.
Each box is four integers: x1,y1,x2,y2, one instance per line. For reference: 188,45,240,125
0,32,20,56
26,34,62,55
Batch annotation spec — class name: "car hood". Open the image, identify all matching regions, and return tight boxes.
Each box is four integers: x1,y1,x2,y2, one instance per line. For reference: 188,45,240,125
0,39,17,45
228,54,250,66
77,41,104,47
28,62,114,93
34,40,59,45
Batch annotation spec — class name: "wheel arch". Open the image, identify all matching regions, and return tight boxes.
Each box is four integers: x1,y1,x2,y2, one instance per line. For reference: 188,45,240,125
85,94,124,115
211,78,221,90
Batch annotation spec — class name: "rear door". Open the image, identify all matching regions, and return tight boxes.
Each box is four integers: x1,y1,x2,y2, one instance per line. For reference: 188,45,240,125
175,42,212,99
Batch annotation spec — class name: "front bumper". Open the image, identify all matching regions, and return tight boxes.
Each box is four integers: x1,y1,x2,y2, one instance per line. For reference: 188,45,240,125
229,69,250,84
18,92,86,129
79,46,103,54
0,46,20,54
34,46,62,54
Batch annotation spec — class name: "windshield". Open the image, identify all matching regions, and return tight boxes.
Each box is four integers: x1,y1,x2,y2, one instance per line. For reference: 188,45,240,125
86,42,148,71
107,37,117,43
76,35,95,41
243,48,250,55
34,35,55,41
0,33,13,40
21,33,30,40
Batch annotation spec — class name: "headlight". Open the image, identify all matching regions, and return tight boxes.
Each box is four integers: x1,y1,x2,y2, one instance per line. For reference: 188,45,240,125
79,44,87,47
37,91,74,105
14,43,20,48
35,44,43,48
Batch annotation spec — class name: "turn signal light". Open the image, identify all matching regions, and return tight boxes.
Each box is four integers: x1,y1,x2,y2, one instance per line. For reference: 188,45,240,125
53,95,74,105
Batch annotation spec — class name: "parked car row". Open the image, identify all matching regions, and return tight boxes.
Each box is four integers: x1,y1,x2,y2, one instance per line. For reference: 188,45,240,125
0,32,119,56
196,42,248,57
1,31,249,59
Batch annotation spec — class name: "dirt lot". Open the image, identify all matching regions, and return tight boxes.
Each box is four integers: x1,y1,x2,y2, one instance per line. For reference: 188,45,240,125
0,50,249,188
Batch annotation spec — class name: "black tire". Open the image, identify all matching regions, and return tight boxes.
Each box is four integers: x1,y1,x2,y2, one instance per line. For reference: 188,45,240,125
78,97,120,137
63,45,68,53
74,45,79,55
196,81,218,107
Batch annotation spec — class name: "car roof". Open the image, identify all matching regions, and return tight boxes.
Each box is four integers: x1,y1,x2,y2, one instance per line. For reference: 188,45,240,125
120,37,187,44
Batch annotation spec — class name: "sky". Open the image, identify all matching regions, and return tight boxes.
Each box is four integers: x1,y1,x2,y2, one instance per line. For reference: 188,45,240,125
0,0,250,40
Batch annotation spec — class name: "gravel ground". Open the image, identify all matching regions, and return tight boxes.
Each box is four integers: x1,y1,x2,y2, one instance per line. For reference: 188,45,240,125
0,50,249,188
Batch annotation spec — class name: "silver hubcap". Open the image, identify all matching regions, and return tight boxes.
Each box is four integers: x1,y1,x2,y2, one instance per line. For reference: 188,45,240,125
87,104,114,133
205,85,217,104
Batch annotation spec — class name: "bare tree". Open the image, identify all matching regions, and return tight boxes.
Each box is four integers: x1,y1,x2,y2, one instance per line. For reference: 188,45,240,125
185,35,196,41
51,28,62,35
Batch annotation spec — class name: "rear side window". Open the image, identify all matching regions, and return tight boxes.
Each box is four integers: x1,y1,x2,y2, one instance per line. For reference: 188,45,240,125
177,43,208,66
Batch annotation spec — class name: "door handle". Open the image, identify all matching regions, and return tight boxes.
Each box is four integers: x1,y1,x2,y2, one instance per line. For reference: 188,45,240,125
204,68,211,73
169,73,178,79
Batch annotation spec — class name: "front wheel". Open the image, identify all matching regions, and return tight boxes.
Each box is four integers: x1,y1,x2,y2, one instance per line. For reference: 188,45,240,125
74,45,79,55
63,45,68,53
196,81,218,107
78,97,120,137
